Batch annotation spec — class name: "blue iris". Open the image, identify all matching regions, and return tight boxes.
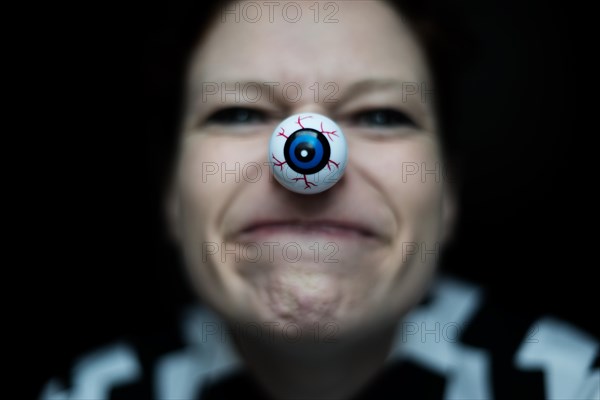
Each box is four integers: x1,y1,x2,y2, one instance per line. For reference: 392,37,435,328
288,135,323,170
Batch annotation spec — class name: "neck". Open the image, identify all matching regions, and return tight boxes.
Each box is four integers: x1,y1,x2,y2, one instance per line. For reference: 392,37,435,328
230,322,398,400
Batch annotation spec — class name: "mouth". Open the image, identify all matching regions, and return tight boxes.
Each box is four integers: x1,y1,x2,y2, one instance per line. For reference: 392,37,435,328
236,219,378,241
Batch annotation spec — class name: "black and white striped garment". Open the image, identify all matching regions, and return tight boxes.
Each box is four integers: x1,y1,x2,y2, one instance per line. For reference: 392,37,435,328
40,277,600,399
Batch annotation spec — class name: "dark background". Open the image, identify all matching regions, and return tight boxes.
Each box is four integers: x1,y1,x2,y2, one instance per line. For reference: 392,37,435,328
27,0,595,397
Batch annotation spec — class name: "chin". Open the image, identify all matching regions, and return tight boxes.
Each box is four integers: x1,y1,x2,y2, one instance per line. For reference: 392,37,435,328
234,267,373,340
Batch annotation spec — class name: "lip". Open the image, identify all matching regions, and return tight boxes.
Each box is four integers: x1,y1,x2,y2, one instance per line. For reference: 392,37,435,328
236,219,379,241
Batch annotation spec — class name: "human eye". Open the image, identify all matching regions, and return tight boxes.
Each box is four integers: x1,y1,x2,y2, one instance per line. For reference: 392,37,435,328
205,107,268,125
351,108,418,129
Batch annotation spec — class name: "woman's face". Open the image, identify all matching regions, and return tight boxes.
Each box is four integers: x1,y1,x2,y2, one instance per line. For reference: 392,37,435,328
168,0,454,336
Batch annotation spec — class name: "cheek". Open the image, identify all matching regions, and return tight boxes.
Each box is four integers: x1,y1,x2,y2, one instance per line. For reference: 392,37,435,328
397,144,444,214
176,137,232,230
176,135,267,230
360,137,445,227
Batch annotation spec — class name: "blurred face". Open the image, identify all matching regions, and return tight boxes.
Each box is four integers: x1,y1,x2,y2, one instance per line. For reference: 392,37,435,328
168,0,453,337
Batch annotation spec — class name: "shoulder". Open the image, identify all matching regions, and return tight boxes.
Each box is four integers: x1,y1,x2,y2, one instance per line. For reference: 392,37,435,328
387,275,600,399
39,306,242,400
40,341,143,400
40,277,599,400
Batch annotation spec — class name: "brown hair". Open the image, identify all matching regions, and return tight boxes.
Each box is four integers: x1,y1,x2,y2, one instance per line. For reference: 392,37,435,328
143,0,475,196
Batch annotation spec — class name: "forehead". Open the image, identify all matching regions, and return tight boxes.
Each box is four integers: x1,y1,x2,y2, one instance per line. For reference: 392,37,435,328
187,1,429,87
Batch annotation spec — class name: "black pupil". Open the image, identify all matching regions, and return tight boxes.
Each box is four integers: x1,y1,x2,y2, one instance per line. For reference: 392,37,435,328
295,142,315,161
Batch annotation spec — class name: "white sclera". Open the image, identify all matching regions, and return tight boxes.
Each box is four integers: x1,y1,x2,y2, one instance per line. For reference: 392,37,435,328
268,113,348,194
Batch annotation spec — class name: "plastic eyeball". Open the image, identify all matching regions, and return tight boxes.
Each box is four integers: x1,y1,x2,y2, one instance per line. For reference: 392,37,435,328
269,113,348,194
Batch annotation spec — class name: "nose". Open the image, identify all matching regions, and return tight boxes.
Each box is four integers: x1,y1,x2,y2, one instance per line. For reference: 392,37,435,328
268,112,348,194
